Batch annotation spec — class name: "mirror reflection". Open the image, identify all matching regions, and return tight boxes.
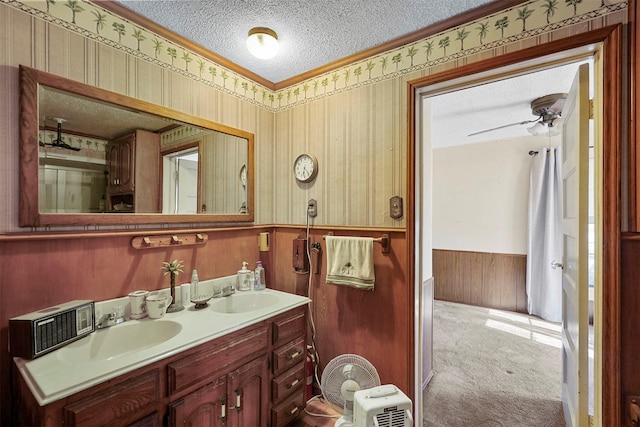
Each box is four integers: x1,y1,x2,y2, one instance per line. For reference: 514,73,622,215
38,86,249,215
20,65,254,227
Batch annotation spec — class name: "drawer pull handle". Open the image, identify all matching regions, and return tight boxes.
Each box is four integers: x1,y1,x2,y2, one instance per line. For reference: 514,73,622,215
221,396,227,422
235,388,241,410
286,378,301,389
286,406,300,417
286,349,303,361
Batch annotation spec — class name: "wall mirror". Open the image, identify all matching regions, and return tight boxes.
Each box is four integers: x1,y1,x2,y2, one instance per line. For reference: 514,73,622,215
19,65,254,227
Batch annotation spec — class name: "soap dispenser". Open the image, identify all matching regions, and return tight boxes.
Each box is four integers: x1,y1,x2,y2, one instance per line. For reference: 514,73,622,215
237,261,252,291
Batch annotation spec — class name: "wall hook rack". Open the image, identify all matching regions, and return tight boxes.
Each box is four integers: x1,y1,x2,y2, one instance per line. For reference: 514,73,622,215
131,232,208,249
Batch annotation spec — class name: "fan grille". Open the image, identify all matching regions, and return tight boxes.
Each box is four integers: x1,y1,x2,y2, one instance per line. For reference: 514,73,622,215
320,354,381,407
375,408,410,427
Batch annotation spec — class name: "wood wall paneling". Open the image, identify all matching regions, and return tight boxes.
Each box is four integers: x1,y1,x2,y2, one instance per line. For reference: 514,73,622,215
269,228,410,395
433,249,527,313
621,235,640,417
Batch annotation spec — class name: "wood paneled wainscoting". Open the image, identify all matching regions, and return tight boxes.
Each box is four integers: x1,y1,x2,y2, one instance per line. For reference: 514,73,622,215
433,249,527,313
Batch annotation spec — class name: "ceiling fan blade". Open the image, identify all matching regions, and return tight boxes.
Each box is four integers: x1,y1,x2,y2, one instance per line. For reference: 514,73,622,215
467,118,539,137
41,118,82,151
39,139,81,151
51,141,81,151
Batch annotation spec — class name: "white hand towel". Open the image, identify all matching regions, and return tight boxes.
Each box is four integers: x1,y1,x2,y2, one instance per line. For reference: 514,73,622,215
325,236,375,290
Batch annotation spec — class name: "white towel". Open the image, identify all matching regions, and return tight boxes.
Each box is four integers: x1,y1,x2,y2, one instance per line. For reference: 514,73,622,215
325,236,375,290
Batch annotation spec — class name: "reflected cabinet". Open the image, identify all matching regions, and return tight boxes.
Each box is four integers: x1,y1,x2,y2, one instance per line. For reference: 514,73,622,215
107,130,160,213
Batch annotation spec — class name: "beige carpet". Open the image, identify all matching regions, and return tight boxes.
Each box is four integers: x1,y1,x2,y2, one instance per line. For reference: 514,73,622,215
423,300,566,427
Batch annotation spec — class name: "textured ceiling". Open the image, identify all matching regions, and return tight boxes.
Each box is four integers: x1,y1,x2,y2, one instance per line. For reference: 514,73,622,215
115,0,495,84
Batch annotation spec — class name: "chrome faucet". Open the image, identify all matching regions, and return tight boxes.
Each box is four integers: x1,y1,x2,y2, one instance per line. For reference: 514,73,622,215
96,306,126,329
220,285,235,297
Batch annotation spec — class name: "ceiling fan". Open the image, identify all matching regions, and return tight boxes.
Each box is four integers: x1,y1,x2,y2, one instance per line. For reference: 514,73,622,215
468,93,568,138
39,117,81,151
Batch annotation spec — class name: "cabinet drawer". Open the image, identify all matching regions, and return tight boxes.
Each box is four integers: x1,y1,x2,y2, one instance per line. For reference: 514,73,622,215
272,336,305,376
168,324,268,395
272,361,305,403
271,389,305,427
272,308,305,347
63,370,159,426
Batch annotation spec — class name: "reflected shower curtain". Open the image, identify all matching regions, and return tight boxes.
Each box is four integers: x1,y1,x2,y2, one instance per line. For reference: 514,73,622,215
526,148,563,323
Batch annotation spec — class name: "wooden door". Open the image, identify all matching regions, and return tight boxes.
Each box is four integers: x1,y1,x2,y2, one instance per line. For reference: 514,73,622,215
561,63,590,427
168,376,227,427
226,355,269,427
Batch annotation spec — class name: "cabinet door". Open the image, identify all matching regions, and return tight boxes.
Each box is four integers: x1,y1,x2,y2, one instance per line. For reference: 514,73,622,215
118,136,134,192
227,355,269,427
169,376,227,427
106,134,135,193
106,141,121,190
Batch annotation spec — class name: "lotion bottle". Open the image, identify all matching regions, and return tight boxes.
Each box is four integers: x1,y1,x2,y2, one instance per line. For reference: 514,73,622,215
254,261,266,290
237,262,252,291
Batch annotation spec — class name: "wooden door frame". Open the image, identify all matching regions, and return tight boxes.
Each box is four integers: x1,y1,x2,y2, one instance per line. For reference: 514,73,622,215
407,25,623,426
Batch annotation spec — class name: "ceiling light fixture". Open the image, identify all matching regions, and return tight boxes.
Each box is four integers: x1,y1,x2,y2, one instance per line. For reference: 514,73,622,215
246,27,279,60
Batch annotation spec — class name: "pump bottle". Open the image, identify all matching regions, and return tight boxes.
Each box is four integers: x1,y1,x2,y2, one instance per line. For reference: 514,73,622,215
255,261,266,290
237,262,252,291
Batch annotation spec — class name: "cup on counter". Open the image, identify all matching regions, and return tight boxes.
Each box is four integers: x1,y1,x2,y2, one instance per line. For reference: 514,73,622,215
146,292,172,319
128,290,150,319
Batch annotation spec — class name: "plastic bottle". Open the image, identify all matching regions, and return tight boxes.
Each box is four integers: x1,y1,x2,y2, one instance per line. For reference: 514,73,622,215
189,269,199,300
237,261,252,291
254,261,266,290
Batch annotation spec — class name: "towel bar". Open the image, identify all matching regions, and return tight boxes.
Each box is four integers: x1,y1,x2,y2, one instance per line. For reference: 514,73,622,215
322,233,390,253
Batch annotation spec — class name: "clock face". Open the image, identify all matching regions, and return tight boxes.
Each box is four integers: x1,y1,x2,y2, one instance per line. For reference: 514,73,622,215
239,164,247,187
294,154,317,183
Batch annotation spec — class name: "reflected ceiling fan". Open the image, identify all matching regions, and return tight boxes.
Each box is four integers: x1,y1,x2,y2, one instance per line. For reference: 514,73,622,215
39,117,81,151
468,93,568,137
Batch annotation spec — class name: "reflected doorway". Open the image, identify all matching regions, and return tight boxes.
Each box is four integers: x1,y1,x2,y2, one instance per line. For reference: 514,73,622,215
162,147,199,214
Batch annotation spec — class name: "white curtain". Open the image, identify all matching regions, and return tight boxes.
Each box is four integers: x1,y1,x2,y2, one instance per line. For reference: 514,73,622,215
526,148,563,323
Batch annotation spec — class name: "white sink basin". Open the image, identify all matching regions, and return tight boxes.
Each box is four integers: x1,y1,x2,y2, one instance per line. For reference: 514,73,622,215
210,292,279,314
57,320,182,364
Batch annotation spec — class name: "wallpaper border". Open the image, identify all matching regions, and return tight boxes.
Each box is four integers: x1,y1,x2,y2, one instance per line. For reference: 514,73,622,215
2,0,628,112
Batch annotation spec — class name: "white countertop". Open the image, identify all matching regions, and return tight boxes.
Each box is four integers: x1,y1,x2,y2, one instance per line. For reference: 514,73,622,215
15,287,310,406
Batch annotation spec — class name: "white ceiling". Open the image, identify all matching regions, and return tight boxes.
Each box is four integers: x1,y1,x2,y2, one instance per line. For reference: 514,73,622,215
110,0,589,146
431,60,589,147
115,0,495,84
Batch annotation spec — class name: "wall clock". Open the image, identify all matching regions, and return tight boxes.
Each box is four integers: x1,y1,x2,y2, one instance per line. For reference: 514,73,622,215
294,153,318,183
239,164,247,187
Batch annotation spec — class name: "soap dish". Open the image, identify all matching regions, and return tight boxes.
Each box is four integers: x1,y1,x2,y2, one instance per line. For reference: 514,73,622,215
191,294,213,309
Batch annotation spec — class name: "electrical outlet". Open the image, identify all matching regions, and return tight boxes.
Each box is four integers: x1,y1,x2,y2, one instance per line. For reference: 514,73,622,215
307,199,317,217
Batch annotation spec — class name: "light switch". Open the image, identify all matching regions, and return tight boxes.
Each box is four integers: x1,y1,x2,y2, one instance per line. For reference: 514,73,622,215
390,195,403,219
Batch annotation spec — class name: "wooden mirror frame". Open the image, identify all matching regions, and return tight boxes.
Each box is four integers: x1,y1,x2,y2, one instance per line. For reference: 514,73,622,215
19,65,255,227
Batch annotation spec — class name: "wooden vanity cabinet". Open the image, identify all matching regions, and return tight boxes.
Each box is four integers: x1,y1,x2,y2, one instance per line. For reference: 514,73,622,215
13,306,307,427
271,308,307,427
106,129,160,212
167,323,270,427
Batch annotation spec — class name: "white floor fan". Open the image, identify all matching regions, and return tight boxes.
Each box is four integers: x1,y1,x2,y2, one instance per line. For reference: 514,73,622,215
320,354,381,427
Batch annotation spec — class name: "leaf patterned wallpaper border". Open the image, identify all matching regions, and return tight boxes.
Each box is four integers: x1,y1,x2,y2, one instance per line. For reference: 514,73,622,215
3,0,627,112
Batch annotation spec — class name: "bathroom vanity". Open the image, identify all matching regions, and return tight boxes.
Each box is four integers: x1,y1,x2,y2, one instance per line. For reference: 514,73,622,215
12,289,309,427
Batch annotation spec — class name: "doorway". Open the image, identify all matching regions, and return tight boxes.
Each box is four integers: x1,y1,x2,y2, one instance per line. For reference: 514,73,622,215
409,27,623,426
424,58,595,423
162,147,199,214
